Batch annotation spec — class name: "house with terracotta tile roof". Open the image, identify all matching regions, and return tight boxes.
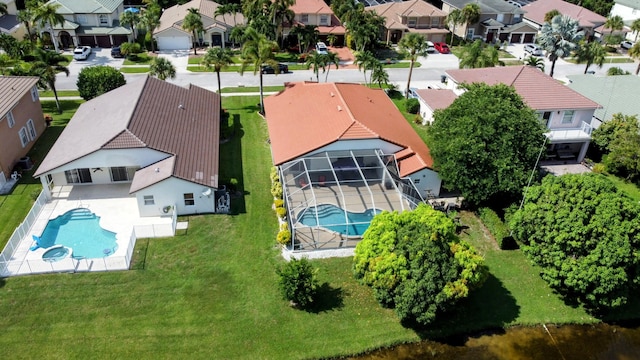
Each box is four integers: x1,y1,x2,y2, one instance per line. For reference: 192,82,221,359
0,76,45,191
409,88,458,124
264,82,440,253
283,0,345,45
34,76,224,216
444,66,601,162
522,0,615,40
154,0,245,50
366,0,449,44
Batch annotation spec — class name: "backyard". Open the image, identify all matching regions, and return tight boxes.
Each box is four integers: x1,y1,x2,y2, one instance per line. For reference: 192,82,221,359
1,96,640,358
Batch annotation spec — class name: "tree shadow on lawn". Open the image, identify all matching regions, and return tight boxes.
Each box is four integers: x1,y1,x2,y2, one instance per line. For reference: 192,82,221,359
405,273,520,343
219,114,247,214
305,282,345,313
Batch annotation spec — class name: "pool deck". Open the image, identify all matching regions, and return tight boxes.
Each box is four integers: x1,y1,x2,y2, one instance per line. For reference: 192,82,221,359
3,184,173,276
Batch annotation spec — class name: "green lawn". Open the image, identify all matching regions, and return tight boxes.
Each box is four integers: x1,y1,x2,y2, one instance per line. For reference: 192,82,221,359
39,90,80,98
221,85,285,93
565,57,634,64
382,61,420,68
120,67,150,73
123,53,154,65
605,173,640,201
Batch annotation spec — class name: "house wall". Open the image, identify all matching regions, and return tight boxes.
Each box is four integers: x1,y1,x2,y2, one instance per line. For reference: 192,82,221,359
408,168,442,197
0,86,45,177
418,100,436,124
135,177,215,216
545,109,594,129
295,12,332,27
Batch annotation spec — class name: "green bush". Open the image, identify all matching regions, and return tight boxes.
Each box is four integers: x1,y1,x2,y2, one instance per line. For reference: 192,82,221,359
274,199,284,208
276,258,319,308
478,207,510,249
276,229,292,245
270,166,280,183
76,65,126,101
593,163,606,173
276,206,287,219
120,42,142,57
405,98,420,114
271,181,283,199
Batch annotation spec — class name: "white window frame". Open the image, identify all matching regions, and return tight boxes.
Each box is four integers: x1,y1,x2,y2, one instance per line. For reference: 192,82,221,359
301,14,309,24
19,127,29,148
407,18,416,27
320,14,329,25
6,111,15,128
31,86,39,101
562,110,575,124
496,13,505,22
26,119,36,140
99,14,109,26
143,195,155,205
466,28,475,39
184,193,195,206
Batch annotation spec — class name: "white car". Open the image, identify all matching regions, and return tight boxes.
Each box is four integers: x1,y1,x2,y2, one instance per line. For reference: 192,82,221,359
73,46,92,60
524,44,543,56
426,41,436,53
621,40,635,50
315,42,328,55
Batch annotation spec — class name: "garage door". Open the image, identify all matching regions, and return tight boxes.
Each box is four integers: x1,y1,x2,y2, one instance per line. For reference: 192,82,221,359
157,36,190,50
96,35,112,48
523,33,535,43
510,33,522,43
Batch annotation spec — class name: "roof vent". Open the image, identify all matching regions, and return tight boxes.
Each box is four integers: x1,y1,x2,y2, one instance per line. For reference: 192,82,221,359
330,92,335,97
178,104,185,110
155,167,160,173
337,105,342,111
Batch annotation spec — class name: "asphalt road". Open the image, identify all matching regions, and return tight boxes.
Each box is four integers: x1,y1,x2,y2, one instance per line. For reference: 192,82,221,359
55,46,639,92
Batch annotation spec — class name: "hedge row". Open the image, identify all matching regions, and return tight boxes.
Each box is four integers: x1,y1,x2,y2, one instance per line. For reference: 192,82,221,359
477,207,510,249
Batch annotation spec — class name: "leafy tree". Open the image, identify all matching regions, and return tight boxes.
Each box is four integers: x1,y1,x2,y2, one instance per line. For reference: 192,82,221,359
354,50,377,85
544,9,561,23
574,40,607,74
327,33,337,47
607,66,630,75
631,18,640,42
537,15,584,77
458,40,503,69
201,47,234,109
33,3,65,52
510,174,640,311
276,258,319,309
120,9,141,41
76,65,126,101
592,113,640,180
405,98,419,114
140,1,161,52
17,8,35,45
240,27,278,115
524,56,545,71
149,57,176,80
324,51,340,82
229,24,247,46
0,34,31,59
460,3,480,39
446,9,464,46
629,42,640,75
353,204,487,325
591,113,639,154
289,24,319,53
182,8,204,55
344,7,383,51
426,83,547,205
119,42,142,57
398,33,429,99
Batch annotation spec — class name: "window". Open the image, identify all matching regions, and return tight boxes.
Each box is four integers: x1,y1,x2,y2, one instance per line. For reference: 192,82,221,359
19,127,29,147
320,14,329,25
109,166,137,182
407,18,416,27
64,168,93,184
26,119,36,140
99,14,108,26
562,110,575,124
31,86,39,101
496,13,505,22
301,14,308,24
466,28,475,39
6,111,15,128
143,195,155,205
538,111,552,127
184,193,195,206
431,17,440,27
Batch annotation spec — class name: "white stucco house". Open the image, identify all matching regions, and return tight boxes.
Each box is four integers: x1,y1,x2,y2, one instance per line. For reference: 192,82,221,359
444,66,601,162
610,0,640,41
34,76,224,217
409,87,458,125
153,0,245,50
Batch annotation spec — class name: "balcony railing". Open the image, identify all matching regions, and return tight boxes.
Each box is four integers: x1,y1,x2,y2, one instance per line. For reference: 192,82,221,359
546,121,592,142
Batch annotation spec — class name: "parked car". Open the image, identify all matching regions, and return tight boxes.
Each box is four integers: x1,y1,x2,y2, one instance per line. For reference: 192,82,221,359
433,42,450,54
73,46,92,60
111,46,123,58
524,44,544,56
261,63,289,74
621,40,635,50
315,42,328,55
426,41,436,53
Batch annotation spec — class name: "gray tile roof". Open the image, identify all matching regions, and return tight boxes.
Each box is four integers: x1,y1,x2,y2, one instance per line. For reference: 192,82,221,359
0,14,20,33
567,74,640,122
48,0,121,15
0,76,39,118
442,0,524,14
35,76,221,190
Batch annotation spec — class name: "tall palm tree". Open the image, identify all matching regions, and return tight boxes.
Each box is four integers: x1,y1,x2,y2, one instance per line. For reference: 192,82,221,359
524,56,545,71
229,25,247,47
201,47,234,109
629,42,640,75
33,3,65,52
149,57,176,80
269,0,295,48
17,9,35,45
324,51,340,82
460,3,480,40
354,50,377,85
140,2,161,52
398,33,428,99
574,40,607,74
537,15,584,77
30,48,69,113
370,65,389,88
604,15,624,36
458,40,502,68
305,50,326,82
182,8,204,55
446,9,464,46
215,3,242,27
240,27,278,114
120,10,140,41
631,19,640,42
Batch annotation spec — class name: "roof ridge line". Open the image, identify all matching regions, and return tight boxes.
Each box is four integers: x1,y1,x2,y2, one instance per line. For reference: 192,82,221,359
512,65,526,86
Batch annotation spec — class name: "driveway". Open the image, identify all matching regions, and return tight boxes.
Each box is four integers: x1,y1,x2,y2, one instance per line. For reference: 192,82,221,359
64,47,125,76
157,50,190,73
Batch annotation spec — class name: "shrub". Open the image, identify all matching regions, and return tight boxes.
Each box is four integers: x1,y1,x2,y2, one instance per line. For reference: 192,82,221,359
405,98,420,114
271,181,283,199
593,163,606,173
478,207,510,249
280,222,289,231
276,229,292,245
274,199,284,208
270,166,279,183
77,65,126,101
276,258,318,308
276,206,287,219
120,42,142,57
413,114,422,124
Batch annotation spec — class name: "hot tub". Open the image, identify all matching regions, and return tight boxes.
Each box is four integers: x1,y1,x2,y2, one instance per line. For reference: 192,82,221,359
42,245,72,262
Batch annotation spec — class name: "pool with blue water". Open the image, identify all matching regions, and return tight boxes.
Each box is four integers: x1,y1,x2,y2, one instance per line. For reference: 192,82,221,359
298,204,382,236
39,208,118,259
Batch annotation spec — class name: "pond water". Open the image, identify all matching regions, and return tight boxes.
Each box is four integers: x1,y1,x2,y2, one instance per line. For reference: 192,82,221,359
350,323,640,359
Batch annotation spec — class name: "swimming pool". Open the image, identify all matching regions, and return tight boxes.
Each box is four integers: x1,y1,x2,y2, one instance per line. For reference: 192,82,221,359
38,208,118,259
298,204,382,236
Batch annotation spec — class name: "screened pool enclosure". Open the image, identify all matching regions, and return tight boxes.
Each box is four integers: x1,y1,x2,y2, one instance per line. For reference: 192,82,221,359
279,149,425,251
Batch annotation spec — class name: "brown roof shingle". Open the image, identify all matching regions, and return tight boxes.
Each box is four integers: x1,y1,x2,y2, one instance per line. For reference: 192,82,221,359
414,89,458,111
0,76,39,118
446,66,600,110
264,82,434,177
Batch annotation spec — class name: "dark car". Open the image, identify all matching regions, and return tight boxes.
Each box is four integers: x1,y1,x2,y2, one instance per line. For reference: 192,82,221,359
111,46,123,58
261,63,288,74
433,42,450,54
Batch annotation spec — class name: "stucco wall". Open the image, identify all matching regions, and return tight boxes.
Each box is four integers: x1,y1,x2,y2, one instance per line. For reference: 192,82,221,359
135,177,215,216
409,168,442,197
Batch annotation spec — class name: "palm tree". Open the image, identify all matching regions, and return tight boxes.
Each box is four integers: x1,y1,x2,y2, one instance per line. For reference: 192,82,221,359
458,40,503,68
17,9,35,45
215,3,242,27
30,48,69,113
544,10,561,23
604,15,624,37
240,27,278,114
183,8,204,55
269,0,295,48
524,56,545,71
0,3,7,16
354,50,377,85
201,47,234,109
370,65,389,88
629,42,640,75
149,57,176,80
574,40,607,74
324,51,340,82
446,9,464,46
229,25,247,47
305,50,326,82
140,2,161,52
398,33,429,99
631,19,640,42
460,3,480,40
327,34,337,47
120,10,141,42
33,3,65,52
537,15,584,77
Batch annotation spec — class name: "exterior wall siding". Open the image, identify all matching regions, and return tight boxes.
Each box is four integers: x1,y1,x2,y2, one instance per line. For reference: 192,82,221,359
136,177,215,216
410,168,442,198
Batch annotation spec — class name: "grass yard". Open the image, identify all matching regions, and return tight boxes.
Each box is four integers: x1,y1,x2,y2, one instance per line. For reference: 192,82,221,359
382,61,420,69
39,90,80,98
120,67,150,73
221,85,285,93
123,53,154,65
